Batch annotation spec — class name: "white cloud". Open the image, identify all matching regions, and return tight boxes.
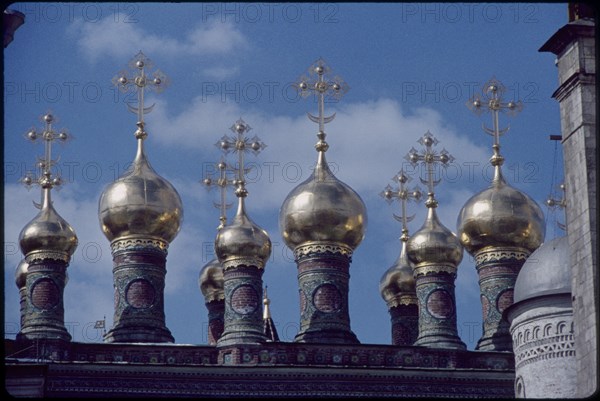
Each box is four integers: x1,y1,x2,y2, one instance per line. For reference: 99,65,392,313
202,66,240,80
68,15,248,63
146,96,490,214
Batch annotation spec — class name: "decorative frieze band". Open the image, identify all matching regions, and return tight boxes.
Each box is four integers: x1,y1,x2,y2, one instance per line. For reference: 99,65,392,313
413,263,456,277
514,334,576,368
294,242,353,261
221,257,265,271
474,247,529,266
110,237,169,253
25,250,70,263
387,294,418,309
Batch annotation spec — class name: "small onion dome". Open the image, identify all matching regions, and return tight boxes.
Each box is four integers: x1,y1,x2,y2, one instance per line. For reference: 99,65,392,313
407,207,463,266
19,191,78,257
198,258,224,303
279,152,367,251
15,259,29,289
514,236,570,304
215,196,272,267
98,141,183,243
457,168,545,255
379,242,416,308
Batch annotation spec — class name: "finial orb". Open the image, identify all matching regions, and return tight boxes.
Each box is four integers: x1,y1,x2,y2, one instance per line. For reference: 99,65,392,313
217,161,227,170
383,189,393,199
473,99,481,108
119,76,127,85
235,123,245,134
52,177,62,186
134,76,146,87
398,174,408,184
44,114,54,123
220,140,230,150
23,176,32,185
315,65,324,74
235,186,248,197
546,198,556,207
299,82,308,90
332,83,341,91
413,190,422,200
203,177,212,186
409,152,419,164
59,132,68,140
559,183,565,190
136,60,144,68
423,136,433,147
439,153,449,164
507,101,515,109
488,84,498,92
316,81,328,92
251,142,261,151
27,130,37,140
153,77,161,85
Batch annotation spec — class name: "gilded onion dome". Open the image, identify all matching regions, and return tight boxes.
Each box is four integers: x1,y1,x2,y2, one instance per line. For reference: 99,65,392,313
215,190,272,267
380,240,416,308
98,131,183,243
280,151,367,251
198,258,224,302
407,206,463,266
457,166,545,255
459,78,545,255
19,189,78,258
15,259,29,289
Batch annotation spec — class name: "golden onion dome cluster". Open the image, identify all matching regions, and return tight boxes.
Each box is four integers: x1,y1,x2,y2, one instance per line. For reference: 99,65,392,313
279,155,367,251
19,199,78,258
457,174,545,255
98,147,183,243
198,258,224,302
379,243,416,307
407,208,463,266
15,259,29,289
215,198,272,267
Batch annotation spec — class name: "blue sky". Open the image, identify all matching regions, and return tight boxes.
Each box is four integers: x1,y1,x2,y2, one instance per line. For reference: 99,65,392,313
4,2,567,349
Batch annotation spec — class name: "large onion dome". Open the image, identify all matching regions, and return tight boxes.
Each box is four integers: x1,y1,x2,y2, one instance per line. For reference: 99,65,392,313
457,167,545,255
280,152,367,251
98,139,183,243
407,207,463,266
514,236,570,304
380,241,416,308
215,193,271,267
19,190,78,257
199,258,224,302
15,259,29,289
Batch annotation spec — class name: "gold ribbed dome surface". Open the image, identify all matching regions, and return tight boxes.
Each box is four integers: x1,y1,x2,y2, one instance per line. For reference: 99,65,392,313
407,207,463,266
380,243,416,306
98,144,183,243
280,153,367,251
199,258,224,302
215,198,272,266
19,197,78,257
15,259,29,288
457,173,545,255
